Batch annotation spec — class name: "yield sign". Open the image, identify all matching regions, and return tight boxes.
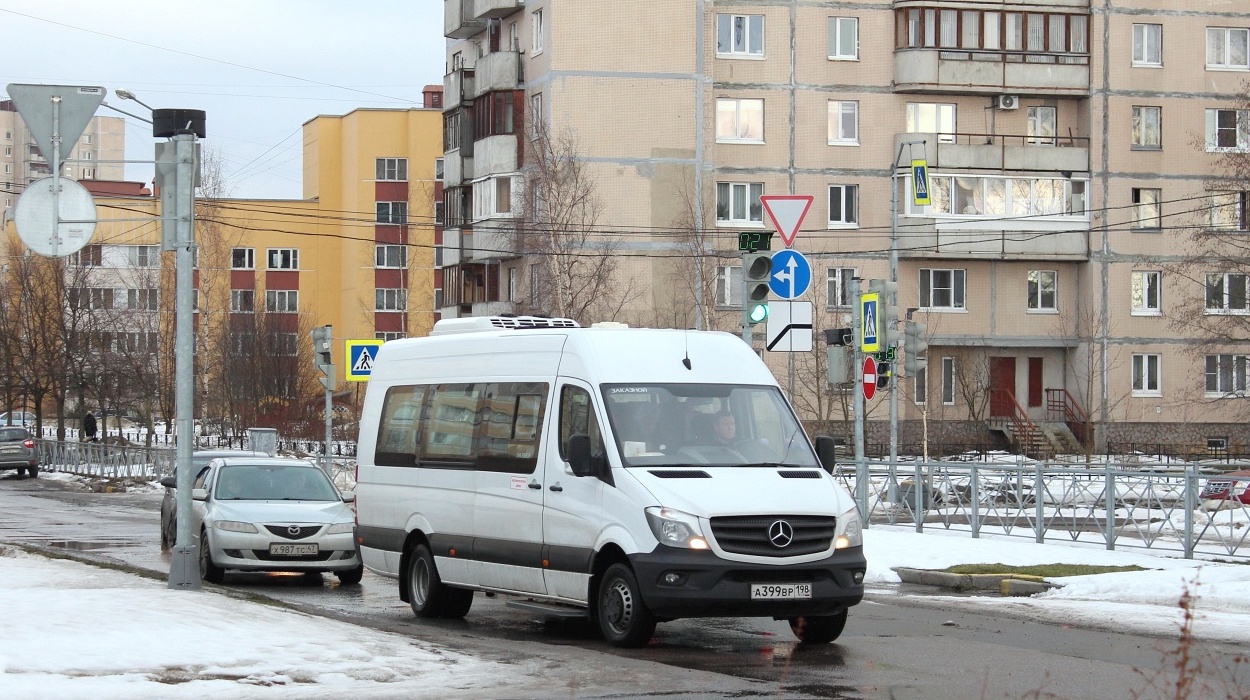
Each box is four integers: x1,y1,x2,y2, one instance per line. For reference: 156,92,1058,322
759,194,813,248
863,357,878,401
6,84,106,172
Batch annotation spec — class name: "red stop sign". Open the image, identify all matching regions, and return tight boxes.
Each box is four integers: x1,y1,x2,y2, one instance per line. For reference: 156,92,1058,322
863,357,877,401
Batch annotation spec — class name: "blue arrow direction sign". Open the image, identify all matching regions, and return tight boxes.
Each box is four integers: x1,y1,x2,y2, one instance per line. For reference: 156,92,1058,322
345,339,384,382
768,249,811,300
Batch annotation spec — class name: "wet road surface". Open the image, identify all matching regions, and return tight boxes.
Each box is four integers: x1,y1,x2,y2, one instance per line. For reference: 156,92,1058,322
1,472,1244,699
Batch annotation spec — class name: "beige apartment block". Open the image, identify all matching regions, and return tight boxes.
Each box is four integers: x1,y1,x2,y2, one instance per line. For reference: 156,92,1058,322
0,100,124,210
440,0,1250,454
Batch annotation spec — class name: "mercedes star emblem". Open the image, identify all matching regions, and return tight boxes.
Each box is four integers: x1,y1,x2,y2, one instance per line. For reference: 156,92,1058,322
768,520,794,548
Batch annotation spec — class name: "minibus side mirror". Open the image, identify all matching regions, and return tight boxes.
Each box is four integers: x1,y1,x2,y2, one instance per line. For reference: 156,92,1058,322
568,434,594,477
814,436,837,474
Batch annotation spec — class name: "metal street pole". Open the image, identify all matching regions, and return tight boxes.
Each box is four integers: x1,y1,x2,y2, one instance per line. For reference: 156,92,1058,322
889,139,925,513
851,278,867,522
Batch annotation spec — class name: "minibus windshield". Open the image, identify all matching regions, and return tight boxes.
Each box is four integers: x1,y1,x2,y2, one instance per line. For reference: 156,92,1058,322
602,384,819,468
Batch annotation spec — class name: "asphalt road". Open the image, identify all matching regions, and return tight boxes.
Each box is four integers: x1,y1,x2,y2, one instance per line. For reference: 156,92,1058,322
1,472,1244,700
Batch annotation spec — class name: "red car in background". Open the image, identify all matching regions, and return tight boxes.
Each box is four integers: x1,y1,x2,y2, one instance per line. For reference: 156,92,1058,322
1199,470,1250,508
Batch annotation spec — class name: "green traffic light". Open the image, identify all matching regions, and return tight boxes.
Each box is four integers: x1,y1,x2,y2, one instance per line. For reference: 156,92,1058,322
749,303,769,323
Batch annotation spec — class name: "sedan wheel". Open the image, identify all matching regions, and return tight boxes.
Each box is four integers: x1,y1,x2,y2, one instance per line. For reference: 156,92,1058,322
198,529,225,584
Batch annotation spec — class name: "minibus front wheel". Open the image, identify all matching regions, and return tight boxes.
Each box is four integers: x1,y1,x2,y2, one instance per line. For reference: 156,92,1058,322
789,609,848,644
597,563,657,647
407,543,473,619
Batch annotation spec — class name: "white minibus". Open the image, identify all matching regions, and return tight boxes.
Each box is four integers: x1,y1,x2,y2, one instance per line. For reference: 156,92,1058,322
354,317,865,647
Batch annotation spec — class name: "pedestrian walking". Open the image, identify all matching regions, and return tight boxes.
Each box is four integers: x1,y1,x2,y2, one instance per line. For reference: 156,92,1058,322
82,411,97,442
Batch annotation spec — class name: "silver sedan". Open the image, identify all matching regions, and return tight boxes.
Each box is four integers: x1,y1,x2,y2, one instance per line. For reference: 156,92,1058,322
187,457,362,585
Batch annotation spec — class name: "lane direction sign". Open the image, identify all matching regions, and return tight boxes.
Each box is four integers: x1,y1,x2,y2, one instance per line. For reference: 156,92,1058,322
765,301,813,352
768,249,811,300
863,357,877,401
759,194,813,248
345,339,384,382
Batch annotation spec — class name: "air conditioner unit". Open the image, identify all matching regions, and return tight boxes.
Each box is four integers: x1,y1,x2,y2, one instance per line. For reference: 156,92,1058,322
996,95,1019,111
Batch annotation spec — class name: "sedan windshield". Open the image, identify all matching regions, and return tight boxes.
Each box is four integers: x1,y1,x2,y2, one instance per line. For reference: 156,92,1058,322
214,465,338,501
602,383,818,468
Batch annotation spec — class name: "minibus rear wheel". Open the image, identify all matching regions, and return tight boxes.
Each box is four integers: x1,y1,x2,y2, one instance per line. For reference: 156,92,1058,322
407,543,473,618
789,610,848,644
597,563,656,647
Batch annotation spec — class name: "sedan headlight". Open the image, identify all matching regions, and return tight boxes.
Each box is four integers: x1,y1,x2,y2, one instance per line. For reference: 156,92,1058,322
326,522,355,535
645,507,709,550
835,509,862,549
214,520,258,534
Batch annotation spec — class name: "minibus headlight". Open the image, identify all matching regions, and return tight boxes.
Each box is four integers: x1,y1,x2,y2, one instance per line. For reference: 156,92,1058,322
834,509,862,549
645,507,709,550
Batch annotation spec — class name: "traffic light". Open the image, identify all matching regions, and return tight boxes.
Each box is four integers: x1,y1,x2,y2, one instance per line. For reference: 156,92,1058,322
868,279,899,348
742,253,772,326
310,325,334,390
904,321,928,375
877,361,891,389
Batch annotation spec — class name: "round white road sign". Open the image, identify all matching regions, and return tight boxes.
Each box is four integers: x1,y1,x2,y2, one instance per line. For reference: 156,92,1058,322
14,177,96,258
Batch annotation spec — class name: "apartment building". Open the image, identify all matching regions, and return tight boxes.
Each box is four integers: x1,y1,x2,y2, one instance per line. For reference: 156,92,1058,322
441,0,1250,453
0,100,123,210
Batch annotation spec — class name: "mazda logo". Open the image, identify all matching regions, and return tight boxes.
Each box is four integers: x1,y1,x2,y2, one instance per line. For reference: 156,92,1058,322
768,520,794,548
287,525,301,536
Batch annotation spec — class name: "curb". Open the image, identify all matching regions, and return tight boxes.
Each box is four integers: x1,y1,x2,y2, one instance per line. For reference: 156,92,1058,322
893,567,1061,597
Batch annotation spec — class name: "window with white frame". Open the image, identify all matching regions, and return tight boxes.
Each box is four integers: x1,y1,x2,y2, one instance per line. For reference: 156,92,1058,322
376,201,407,225
1132,23,1162,66
532,9,544,53
716,98,764,143
375,288,407,311
827,101,859,145
716,265,741,306
941,357,955,405
127,288,158,311
1207,28,1250,70
920,268,966,310
127,245,158,268
1132,354,1161,395
375,157,408,181
910,174,1087,217
530,92,543,139
376,331,406,342
1026,106,1056,146
905,103,956,143
82,167,95,179
1211,191,1250,230
267,248,298,270
826,267,855,308
1205,109,1250,151
265,289,298,312
82,135,92,145
914,366,927,405
80,151,93,160
375,244,407,268
231,247,255,270
1205,272,1250,313
508,267,517,302
1206,354,1250,395
1131,188,1161,229
230,289,255,313
716,14,763,57
1027,270,1057,311
716,182,763,225
1131,106,1161,149
1131,270,1161,315
828,185,858,227
434,158,444,181
828,17,858,60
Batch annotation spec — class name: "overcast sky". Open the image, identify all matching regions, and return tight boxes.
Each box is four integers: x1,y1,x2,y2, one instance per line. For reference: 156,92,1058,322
0,0,445,199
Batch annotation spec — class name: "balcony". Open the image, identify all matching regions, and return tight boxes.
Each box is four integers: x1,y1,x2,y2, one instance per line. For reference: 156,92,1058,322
445,0,484,39
473,134,518,179
895,132,1089,173
462,221,519,263
894,48,1089,96
444,68,474,108
445,151,474,186
473,0,522,20
473,50,520,96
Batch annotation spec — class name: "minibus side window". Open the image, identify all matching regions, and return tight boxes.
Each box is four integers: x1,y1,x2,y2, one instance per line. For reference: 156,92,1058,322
424,384,483,465
476,382,549,474
375,385,427,467
558,386,604,462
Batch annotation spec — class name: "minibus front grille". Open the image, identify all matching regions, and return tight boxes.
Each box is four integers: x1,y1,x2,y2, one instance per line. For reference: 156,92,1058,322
709,515,836,557
648,470,712,479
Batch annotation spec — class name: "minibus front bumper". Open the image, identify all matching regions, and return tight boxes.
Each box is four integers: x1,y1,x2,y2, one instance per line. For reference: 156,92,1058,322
628,546,867,618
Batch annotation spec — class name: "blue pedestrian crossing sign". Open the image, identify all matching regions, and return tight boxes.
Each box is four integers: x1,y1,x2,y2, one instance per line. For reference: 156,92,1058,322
912,159,930,206
768,249,811,300
345,339,384,382
861,293,880,353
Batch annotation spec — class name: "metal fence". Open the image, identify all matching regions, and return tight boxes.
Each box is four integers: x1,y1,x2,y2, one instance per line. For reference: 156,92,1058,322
40,427,359,457
835,457,1250,562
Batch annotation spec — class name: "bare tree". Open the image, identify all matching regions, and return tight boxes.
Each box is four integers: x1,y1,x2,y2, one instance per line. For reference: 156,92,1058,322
514,122,634,324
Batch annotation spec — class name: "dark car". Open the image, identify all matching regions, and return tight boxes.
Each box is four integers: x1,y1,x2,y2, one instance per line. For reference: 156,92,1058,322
0,427,39,478
160,450,268,549
1199,470,1250,510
